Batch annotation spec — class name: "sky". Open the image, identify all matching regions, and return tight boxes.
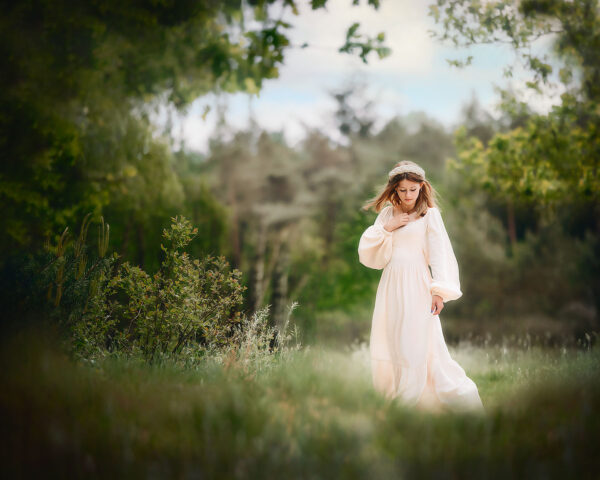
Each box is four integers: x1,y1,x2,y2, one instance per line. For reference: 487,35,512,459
161,0,562,154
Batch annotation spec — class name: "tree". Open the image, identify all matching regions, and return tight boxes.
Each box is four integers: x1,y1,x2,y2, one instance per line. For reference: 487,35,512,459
429,0,600,323
0,0,390,258
429,0,600,218
330,80,377,139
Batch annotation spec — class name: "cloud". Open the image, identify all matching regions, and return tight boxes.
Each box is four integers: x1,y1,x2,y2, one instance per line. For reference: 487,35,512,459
162,0,560,154
281,0,435,77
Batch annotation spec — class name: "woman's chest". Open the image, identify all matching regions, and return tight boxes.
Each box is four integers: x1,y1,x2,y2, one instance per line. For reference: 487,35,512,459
392,217,427,247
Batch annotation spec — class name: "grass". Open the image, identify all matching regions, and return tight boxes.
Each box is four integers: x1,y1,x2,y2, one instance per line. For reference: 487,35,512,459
1,324,599,479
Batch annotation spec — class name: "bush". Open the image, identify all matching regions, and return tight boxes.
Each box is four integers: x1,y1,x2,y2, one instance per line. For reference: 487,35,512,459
36,214,271,364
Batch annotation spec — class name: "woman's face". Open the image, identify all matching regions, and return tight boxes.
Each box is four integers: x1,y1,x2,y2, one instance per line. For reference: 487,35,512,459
396,179,422,207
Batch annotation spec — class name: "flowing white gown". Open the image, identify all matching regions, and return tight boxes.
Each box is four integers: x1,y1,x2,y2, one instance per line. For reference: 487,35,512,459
358,205,485,413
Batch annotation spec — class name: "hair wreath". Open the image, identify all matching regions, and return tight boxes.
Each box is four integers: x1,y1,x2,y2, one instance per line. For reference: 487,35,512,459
388,164,425,179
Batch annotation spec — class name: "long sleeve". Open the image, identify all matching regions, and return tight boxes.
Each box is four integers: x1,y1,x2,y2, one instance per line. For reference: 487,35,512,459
358,205,393,270
425,207,462,302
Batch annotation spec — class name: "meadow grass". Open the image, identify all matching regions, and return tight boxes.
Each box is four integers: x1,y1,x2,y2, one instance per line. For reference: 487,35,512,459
1,324,599,479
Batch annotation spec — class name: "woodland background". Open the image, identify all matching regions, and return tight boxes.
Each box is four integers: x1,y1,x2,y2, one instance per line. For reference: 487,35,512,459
2,0,598,347
1,1,599,476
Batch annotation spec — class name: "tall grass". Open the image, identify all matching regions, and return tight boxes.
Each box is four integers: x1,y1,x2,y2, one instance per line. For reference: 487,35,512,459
1,322,599,479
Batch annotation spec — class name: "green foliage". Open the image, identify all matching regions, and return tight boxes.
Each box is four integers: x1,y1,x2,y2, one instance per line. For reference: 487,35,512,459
428,0,600,322
451,104,599,211
442,191,598,323
432,0,597,102
446,55,473,68
339,22,391,63
37,215,250,364
84,216,247,363
429,0,600,103
294,206,384,314
0,0,389,270
35,214,117,330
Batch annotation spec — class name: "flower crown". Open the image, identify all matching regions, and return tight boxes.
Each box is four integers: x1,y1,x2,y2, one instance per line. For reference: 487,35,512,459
388,164,426,180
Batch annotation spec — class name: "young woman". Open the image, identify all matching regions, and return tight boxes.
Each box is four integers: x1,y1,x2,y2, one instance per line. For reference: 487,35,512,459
358,160,485,413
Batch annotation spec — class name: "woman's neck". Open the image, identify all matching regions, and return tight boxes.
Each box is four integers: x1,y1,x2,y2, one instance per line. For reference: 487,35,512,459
398,204,415,214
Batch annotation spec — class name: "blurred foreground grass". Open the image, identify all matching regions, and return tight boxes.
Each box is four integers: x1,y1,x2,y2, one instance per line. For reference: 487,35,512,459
1,324,599,479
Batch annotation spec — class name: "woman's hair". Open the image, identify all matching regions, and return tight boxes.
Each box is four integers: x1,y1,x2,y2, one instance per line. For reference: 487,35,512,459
361,160,439,217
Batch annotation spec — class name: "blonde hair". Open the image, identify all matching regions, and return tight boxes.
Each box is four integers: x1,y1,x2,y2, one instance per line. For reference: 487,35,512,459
362,160,439,217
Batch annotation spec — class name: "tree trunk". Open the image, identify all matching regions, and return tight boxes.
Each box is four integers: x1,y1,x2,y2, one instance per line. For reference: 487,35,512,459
249,220,267,314
117,214,134,270
271,232,290,332
322,199,337,267
506,200,517,254
228,188,242,269
136,221,145,268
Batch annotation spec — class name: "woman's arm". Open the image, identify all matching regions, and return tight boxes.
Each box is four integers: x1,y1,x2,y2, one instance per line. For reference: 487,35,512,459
425,207,462,302
358,206,394,270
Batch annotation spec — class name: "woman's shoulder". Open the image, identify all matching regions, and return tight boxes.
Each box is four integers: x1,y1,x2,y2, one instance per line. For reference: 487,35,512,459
423,206,442,223
423,206,438,216
378,204,394,216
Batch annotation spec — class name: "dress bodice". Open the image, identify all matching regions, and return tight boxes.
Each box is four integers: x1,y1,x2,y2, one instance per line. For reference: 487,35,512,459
357,204,462,302
390,213,428,267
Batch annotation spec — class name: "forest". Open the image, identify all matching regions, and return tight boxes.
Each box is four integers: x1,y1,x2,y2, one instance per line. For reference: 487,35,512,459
1,0,599,478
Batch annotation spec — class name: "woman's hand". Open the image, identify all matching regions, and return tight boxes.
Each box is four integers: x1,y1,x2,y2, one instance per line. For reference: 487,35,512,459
384,211,410,232
431,295,444,315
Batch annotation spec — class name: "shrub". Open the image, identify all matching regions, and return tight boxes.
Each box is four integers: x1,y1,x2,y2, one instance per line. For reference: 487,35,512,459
37,214,255,364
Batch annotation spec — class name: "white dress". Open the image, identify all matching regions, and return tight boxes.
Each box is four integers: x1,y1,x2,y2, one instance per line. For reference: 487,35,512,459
358,205,485,413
